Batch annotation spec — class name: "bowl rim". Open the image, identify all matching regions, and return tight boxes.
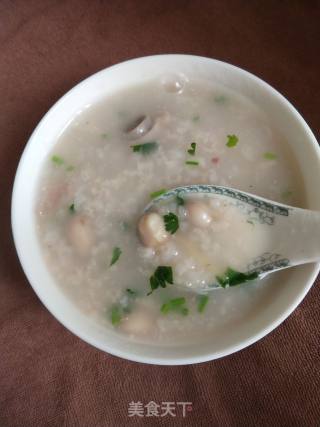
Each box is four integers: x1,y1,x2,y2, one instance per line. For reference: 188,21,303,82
11,54,320,365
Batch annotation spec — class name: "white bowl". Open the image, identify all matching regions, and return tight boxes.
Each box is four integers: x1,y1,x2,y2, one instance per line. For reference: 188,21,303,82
11,55,320,365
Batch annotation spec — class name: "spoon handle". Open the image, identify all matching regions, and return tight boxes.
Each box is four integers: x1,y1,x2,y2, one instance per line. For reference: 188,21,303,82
272,208,320,265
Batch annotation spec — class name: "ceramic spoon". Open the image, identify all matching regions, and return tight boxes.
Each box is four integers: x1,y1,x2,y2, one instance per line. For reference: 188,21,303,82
143,185,320,291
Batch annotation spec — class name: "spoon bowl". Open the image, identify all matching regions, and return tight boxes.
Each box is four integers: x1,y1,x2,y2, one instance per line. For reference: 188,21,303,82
144,185,320,292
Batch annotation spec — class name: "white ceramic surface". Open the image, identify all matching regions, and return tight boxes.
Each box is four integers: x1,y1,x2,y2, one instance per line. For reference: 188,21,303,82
11,55,320,365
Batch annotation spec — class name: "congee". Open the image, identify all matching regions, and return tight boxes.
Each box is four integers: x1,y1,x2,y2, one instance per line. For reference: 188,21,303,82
37,75,304,343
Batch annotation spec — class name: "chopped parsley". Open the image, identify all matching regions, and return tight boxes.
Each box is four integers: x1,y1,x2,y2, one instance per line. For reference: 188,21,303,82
69,203,75,214
187,142,197,156
109,288,139,326
176,194,185,206
120,221,130,231
126,288,139,298
247,219,255,226
101,133,109,139
264,152,277,160
281,189,293,200
214,95,226,104
148,266,173,295
161,297,188,315
163,212,179,234
185,160,199,166
216,267,258,288
197,294,209,313
226,135,238,148
192,115,200,122
150,188,167,199
51,155,64,165
110,305,122,325
109,247,122,267
51,155,74,171
131,141,158,155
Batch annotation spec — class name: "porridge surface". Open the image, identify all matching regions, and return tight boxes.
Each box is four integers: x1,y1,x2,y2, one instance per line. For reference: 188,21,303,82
36,77,304,344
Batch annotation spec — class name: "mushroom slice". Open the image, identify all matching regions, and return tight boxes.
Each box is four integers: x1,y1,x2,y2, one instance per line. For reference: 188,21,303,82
124,115,154,139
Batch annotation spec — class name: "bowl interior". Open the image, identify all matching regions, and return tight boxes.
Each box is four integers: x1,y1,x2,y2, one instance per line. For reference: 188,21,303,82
12,55,320,364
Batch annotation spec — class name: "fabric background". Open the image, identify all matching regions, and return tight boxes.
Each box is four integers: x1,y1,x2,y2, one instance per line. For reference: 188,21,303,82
0,1,319,426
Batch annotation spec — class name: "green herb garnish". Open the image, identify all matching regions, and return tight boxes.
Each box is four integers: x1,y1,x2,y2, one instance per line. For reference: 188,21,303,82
197,294,209,313
110,305,122,325
161,297,188,315
281,189,293,200
216,267,258,288
176,194,184,206
247,220,255,225
163,212,179,234
192,115,200,122
150,188,167,199
226,135,238,148
101,133,109,139
110,247,122,267
185,160,199,166
214,95,226,104
109,288,140,326
264,152,277,160
126,288,138,298
51,155,74,171
187,142,197,156
131,141,158,155
148,266,173,295
69,203,75,214
120,221,130,231
51,155,64,165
